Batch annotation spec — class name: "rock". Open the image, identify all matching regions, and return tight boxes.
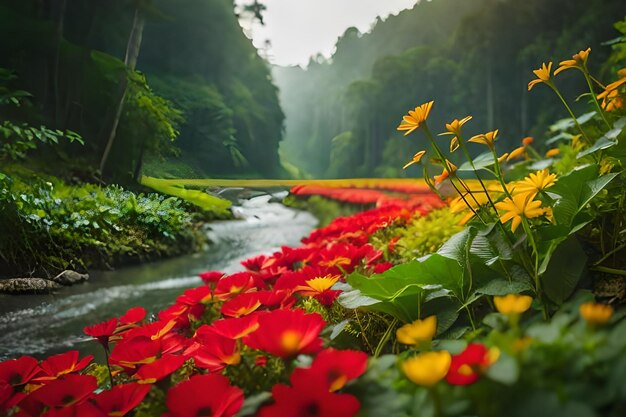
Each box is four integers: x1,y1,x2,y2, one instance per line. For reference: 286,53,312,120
51,270,89,285
0,278,62,294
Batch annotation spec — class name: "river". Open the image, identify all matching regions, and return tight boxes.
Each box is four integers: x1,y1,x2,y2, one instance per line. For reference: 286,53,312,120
0,195,317,361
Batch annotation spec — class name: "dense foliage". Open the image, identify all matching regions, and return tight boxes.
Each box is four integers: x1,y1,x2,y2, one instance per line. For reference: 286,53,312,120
0,166,202,277
0,0,284,182
0,72,212,278
276,0,626,178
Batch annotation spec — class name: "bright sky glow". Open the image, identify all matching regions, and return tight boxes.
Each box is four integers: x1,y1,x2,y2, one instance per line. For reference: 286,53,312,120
235,0,418,67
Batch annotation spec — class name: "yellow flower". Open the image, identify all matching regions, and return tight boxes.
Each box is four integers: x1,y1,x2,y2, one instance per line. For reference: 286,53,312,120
507,146,526,161
449,136,459,152
494,294,533,315
495,193,545,233
512,169,557,196
396,315,437,345
579,302,613,325
597,70,626,111
497,153,509,163
403,150,426,169
296,275,340,293
522,136,534,146
599,158,615,175
528,62,553,91
571,134,584,151
545,148,560,158
439,116,472,153
401,351,452,386
554,47,591,75
468,130,498,148
441,115,473,137
433,161,457,186
397,101,435,135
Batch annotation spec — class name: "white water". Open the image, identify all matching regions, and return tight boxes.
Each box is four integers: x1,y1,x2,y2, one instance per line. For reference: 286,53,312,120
0,196,317,360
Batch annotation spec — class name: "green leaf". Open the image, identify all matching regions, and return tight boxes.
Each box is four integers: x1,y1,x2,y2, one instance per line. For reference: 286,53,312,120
437,226,477,266
469,224,513,266
458,151,496,172
486,352,519,385
541,237,587,304
550,165,618,228
475,277,533,296
235,392,272,417
346,256,462,322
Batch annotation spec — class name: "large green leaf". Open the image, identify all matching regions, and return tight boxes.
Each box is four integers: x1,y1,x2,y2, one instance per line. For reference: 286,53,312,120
578,116,626,159
458,151,496,172
541,236,588,304
346,256,463,322
469,224,513,265
550,165,618,228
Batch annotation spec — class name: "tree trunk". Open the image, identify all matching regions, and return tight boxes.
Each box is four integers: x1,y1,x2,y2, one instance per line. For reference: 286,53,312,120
133,141,146,182
98,5,145,177
486,58,494,130
52,0,67,126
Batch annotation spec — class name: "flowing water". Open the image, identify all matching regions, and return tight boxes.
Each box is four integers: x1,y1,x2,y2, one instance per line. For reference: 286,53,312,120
0,195,317,361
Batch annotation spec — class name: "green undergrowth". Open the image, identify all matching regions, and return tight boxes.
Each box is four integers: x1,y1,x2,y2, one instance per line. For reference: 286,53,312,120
0,166,207,278
372,208,465,262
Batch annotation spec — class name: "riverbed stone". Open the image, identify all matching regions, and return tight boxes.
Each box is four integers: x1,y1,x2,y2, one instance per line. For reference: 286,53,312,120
51,270,89,285
0,278,62,294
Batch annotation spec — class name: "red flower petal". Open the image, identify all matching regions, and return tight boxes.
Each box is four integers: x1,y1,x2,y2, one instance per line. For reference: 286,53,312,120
165,374,243,417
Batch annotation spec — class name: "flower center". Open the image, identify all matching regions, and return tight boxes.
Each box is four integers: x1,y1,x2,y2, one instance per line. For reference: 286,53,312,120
302,402,320,416
196,406,213,417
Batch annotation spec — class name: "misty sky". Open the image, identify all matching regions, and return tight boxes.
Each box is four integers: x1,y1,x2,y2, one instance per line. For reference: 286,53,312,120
235,0,418,67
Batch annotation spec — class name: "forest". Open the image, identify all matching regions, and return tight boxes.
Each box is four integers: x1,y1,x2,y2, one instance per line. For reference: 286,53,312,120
0,0,284,182
277,0,626,178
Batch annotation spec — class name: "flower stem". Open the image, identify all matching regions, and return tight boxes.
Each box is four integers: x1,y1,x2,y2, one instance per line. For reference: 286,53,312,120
374,318,398,358
548,82,592,145
103,347,114,387
458,137,498,212
422,124,486,223
582,68,611,129
429,385,444,417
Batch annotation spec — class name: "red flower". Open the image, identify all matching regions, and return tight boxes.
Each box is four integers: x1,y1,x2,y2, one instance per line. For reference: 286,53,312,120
159,303,205,328
176,286,212,306
133,354,186,384
291,349,368,392
165,374,243,417
84,318,118,350
0,355,40,386
446,343,499,385
214,272,259,300
109,336,161,369
186,328,240,372
258,381,360,417
255,356,268,367
33,351,92,382
1,381,12,408
20,374,97,414
161,332,190,355
373,262,393,274
41,401,106,417
124,319,177,341
210,315,261,339
244,309,325,358
256,289,296,310
119,307,147,325
221,292,262,318
241,254,275,272
198,270,225,285
91,382,151,416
